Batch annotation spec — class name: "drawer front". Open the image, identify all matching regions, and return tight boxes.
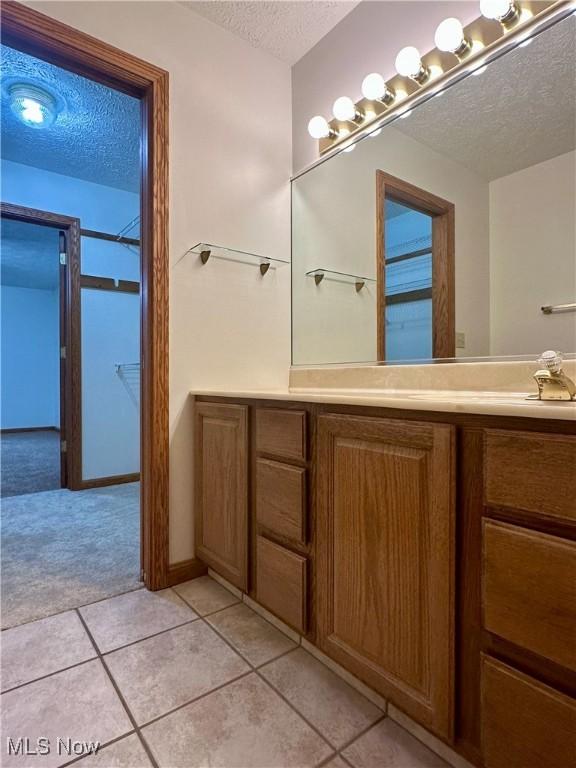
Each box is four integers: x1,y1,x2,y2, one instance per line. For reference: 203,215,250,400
484,430,576,521
256,409,307,462
256,459,306,544
256,535,307,633
482,655,576,768
483,520,576,671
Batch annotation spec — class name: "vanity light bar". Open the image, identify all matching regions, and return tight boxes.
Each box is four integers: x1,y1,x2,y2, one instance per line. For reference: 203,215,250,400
306,0,564,156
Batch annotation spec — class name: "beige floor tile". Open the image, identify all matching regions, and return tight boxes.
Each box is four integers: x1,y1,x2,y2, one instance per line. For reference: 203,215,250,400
342,719,449,768
174,575,240,616
207,602,297,666
0,659,132,768
74,734,153,767
1,611,95,692
142,672,332,767
105,621,249,724
79,588,196,653
260,648,382,749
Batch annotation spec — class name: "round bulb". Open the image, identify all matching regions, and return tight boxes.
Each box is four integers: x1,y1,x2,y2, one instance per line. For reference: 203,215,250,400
434,18,465,53
480,0,514,20
307,115,330,139
332,96,356,121
9,84,57,128
361,73,386,100
395,46,423,78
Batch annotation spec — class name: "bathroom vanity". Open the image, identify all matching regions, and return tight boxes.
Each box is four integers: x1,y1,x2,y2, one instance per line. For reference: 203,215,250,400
192,5,575,765
192,379,575,768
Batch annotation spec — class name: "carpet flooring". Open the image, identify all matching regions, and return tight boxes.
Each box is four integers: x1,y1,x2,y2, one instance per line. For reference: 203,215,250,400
1,429,61,497
1,482,141,628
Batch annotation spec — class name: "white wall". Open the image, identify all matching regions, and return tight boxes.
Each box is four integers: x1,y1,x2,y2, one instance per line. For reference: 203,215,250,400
292,126,490,364
292,0,478,173
490,150,576,356
1,285,59,429
25,1,293,563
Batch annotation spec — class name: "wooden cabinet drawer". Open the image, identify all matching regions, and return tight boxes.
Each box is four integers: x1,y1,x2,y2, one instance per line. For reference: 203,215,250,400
481,655,576,768
484,430,576,521
256,409,307,462
483,520,576,671
256,459,306,544
256,535,307,633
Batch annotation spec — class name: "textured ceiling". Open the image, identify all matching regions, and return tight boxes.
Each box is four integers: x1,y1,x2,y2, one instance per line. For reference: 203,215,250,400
181,1,360,64
394,15,576,181
1,218,60,290
1,45,140,192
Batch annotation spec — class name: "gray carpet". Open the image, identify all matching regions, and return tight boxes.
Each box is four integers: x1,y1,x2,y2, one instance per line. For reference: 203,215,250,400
1,482,141,628
1,429,61,497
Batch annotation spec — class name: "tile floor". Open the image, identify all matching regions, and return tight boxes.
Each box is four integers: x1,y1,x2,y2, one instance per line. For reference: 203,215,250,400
0,575,449,768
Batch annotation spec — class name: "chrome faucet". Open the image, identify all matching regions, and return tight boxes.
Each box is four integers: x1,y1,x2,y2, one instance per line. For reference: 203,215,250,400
532,351,576,401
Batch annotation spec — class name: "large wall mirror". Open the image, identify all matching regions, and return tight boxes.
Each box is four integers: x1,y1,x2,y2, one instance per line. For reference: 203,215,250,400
291,13,575,366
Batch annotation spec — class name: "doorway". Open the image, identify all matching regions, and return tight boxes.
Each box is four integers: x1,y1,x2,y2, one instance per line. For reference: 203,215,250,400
1,204,81,494
1,1,169,601
376,170,455,361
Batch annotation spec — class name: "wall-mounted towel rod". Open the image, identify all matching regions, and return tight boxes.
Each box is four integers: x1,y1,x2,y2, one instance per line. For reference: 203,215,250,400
541,302,576,315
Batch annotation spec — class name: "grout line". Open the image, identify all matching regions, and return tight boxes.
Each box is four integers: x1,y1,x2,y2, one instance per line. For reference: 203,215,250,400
337,752,356,767
100,616,200,656
0,655,98,696
315,752,339,768
333,713,387,756
137,669,254,730
1,583,144,633
58,730,138,768
75,608,160,768
199,614,335,753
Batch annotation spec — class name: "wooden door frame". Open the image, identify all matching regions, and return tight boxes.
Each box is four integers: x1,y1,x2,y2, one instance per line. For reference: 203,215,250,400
1,1,170,590
0,202,82,489
376,170,455,361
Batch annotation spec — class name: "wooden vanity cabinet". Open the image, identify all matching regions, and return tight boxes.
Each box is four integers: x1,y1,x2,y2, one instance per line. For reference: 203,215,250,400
194,402,248,590
316,413,455,739
193,396,576,768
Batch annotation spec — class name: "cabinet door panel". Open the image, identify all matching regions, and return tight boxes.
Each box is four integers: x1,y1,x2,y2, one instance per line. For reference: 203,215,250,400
317,414,455,738
194,402,248,590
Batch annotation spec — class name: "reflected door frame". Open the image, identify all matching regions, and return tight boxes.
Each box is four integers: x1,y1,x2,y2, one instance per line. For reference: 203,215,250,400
0,202,82,490
376,170,455,361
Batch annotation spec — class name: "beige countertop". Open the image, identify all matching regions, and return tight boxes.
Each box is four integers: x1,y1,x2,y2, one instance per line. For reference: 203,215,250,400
190,387,576,420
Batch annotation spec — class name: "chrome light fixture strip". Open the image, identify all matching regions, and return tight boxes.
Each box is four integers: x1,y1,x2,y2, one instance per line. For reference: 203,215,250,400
292,0,573,181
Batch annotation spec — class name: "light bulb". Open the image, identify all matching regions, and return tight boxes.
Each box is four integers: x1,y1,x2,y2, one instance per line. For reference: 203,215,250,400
434,18,470,56
395,46,428,83
361,73,395,105
480,0,518,22
9,84,58,128
332,96,359,122
307,115,331,139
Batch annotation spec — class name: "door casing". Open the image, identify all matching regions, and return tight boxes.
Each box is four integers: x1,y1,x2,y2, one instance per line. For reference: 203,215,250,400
1,1,170,590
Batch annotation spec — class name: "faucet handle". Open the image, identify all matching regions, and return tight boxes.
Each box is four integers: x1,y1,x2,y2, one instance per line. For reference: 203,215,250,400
538,350,563,373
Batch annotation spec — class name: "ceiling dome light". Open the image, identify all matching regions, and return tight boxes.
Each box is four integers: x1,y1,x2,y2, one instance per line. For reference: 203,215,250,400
332,96,363,122
434,18,472,57
479,0,519,24
395,46,429,84
9,83,58,128
361,73,395,106
307,115,333,139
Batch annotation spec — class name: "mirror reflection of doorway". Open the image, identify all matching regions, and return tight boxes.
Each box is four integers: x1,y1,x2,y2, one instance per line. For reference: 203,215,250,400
377,170,455,361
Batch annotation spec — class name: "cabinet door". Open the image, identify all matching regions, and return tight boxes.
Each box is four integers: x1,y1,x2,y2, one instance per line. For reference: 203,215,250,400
194,402,248,590
316,414,455,738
